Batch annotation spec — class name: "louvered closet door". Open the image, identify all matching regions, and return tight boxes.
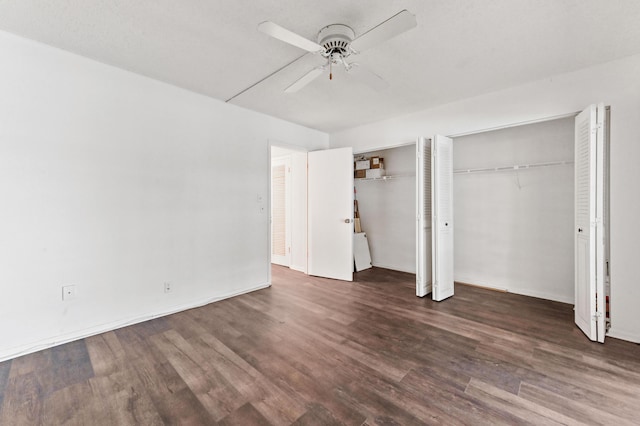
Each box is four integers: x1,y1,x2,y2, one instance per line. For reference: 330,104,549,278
432,135,454,302
416,137,432,297
271,157,290,267
574,104,606,342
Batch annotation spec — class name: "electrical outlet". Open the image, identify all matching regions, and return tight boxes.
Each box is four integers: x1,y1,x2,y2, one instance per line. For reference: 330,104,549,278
164,282,172,293
62,285,76,301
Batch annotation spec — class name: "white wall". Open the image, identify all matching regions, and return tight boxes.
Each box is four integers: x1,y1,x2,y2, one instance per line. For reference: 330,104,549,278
355,145,416,273
453,118,575,303
0,30,328,361
331,54,640,343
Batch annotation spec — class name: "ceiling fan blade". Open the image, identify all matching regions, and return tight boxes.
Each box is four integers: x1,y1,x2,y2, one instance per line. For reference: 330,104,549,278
350,10,417,53
284,67,325,93
258,21,325,53
348,63,389,91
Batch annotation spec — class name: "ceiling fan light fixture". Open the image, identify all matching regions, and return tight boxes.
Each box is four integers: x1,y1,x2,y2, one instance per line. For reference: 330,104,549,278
255,10,417,94
317,24,355,58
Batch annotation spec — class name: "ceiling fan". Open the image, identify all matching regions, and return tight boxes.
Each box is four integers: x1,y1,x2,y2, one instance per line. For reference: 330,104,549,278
258,10,417,93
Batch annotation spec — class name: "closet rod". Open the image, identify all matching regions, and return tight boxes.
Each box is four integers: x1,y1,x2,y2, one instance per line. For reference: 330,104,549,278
454,160,574,175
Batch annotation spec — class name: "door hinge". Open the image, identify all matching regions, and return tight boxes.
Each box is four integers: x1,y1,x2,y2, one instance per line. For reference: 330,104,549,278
593,312,603,320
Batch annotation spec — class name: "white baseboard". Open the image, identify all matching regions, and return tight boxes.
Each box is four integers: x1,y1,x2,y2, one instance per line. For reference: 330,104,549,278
454,275,572,304
607,327,640,344
0,282,271,363
506,287,574,304
370,262,416,274
290,264,306,274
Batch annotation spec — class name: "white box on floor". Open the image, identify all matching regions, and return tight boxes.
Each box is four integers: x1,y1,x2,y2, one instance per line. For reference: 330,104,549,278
354,232,372,272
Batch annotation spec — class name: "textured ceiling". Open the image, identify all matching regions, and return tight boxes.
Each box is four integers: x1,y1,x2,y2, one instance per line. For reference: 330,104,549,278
1,1,640,132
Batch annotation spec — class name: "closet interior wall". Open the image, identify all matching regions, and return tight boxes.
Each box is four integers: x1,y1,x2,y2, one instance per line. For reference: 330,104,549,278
354,144,416,273
453,117,575,303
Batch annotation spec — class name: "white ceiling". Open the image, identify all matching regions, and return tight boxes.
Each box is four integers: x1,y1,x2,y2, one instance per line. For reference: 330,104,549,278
1,1,640,132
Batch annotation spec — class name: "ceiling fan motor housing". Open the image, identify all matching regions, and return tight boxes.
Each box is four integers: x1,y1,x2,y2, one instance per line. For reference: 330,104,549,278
317,24,355,57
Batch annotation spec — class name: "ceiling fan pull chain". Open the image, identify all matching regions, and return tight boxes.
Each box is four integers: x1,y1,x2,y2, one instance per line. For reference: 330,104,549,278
330,60,333,80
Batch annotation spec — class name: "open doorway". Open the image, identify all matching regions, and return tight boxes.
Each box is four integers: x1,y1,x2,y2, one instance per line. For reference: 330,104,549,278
269,144,308,273
269,143,355,283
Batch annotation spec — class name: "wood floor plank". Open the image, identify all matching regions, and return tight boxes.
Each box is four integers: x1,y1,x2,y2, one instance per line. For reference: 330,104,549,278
399,367,524,425
85,332,127,377
129,355,216,425
217,402,272,426
476,339,640,422
356,371,467,425
1,265,640,424
464,378,578,426
290,403,343,426
150,331,247,422
7,349,52,380
41,381,97,425
0,359,10,407
333,382,425,426
0,372,44,425
88,368,165,426
518,381,637,426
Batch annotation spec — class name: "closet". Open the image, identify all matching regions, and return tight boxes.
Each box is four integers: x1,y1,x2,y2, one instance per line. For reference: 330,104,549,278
451,104,610,343
353,136,454,301
353,144,416,273
452,118,576,302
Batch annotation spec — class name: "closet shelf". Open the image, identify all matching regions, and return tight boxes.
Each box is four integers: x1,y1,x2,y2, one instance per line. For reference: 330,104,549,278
355,173,416,181
454,160,574,175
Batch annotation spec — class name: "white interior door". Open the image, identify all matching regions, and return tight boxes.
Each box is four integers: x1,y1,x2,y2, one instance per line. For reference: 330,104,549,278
416,137,432,297
271,156,291,266
432,135,454,301
575,104,606,342
308,147,354,281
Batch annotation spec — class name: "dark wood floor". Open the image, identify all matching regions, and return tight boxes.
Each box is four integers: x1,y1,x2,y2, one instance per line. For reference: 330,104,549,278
1,266,640,425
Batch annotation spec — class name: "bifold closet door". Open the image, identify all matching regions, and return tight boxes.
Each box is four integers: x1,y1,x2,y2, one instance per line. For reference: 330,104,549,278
308,147,354,281
432,135,454,301
416,137,432,297
574,104,606,342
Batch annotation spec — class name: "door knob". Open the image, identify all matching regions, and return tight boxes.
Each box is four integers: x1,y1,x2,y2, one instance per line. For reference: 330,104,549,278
578,228,583,233
344,219,352,223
